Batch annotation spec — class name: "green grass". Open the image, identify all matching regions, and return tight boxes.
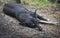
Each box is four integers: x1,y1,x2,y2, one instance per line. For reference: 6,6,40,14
23,0,55,7
31,0,54,6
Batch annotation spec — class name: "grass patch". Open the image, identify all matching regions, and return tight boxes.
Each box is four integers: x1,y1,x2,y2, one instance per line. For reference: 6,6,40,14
22,0,29,5
22,0,55,7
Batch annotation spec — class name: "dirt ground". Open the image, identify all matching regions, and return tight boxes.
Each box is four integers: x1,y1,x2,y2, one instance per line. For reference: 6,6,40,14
0,5,60,38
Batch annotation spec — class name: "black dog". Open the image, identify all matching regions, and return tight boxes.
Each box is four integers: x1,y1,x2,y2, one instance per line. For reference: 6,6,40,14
3,4,58,31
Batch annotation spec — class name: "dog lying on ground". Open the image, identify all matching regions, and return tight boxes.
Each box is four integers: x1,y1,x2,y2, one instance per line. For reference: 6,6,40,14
3,3,59,31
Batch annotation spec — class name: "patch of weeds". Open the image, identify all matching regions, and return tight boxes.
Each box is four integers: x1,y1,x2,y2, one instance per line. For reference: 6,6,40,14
22,0,56,7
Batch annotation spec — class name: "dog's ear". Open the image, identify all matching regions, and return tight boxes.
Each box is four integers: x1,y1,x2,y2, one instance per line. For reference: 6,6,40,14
34,9,37,18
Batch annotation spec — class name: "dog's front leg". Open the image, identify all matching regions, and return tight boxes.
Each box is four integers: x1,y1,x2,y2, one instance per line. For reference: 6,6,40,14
39,20,59,26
